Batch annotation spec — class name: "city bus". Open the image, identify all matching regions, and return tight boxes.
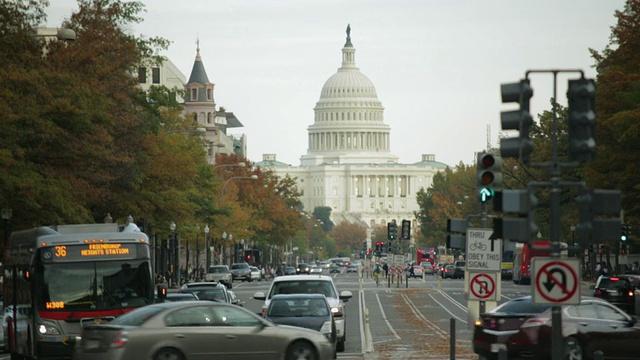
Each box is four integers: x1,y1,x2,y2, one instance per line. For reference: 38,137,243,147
416,247,436,267
513,240,568,285
3,222,155,359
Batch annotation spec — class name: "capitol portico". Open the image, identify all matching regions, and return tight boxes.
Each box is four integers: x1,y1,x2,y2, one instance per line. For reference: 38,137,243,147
256,25,447,229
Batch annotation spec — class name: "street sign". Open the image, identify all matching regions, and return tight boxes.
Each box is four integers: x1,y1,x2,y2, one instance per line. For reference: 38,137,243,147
395,266,404,275
533,258,580,305
468,272,497,301
466,228,501,272
393,254,404,266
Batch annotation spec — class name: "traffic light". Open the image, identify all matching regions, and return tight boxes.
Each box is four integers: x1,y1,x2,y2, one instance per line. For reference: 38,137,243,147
500,79,534,164
446,218,469,249
567,77,596,163
599,245,606,254
401,220,411,240
388,221,397,240
576,189,621,245
492,189,538,243
621,224,629,242
621,243,628,255
476,152,502,203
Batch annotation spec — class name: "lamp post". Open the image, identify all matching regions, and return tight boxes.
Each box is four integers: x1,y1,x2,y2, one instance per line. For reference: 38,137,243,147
2,207,12,249
222,232,228,265
169,221,177,287
204,225,211,269
213,162,247,171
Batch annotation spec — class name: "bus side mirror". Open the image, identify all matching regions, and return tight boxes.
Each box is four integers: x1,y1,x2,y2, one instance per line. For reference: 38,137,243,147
157,284,167,300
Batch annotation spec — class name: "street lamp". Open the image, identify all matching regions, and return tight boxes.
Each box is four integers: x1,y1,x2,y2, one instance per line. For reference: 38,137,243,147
222,175,259,195
204,225,211,269
169,221,178,287
214,162,246,171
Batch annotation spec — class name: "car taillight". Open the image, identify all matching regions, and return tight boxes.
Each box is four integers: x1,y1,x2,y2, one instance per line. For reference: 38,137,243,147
629,290,634,297
594,289,602,297
111,331,128,348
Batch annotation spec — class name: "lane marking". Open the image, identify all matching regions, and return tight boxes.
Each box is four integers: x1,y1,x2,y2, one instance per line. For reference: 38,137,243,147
428,293,467,324
400,293,448,339
375,292,401,340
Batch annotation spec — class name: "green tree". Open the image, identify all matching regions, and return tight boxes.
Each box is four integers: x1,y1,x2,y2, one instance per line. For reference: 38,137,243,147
330,221,367,255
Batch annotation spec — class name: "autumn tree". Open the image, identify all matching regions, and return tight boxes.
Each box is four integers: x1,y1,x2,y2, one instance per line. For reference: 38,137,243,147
330,221,367,255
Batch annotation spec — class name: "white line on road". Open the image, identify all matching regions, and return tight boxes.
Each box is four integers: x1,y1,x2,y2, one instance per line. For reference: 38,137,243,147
428,293,467,324
400,293,448,339
438,290,467,312
376,292,401,340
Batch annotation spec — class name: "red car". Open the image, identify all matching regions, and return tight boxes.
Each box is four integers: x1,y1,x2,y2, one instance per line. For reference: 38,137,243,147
473,296,640,360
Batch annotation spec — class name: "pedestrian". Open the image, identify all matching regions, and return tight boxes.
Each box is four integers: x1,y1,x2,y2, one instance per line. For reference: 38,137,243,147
198,265,204,281
595,262,602,276
383,263,389,278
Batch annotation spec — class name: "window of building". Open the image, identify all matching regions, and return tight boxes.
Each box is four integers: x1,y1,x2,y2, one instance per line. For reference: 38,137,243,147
207,88,212,100
137,67,146,83
191,89,197,101
152,67,160,84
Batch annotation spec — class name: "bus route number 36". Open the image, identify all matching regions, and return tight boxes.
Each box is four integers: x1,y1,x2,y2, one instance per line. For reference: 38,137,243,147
55,245,67,257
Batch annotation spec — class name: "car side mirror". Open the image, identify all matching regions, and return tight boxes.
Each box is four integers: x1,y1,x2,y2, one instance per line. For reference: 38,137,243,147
339,290,353,302
253,292,266,300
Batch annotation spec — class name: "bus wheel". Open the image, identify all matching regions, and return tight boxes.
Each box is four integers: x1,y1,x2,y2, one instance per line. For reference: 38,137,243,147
153,347,185,360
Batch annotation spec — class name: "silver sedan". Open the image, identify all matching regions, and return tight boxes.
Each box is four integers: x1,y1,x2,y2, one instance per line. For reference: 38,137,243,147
73,301,334,360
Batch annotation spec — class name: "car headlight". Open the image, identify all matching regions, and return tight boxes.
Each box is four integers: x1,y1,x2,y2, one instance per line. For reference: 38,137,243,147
331,306,343,318
320,321,333,335
38,324,61,335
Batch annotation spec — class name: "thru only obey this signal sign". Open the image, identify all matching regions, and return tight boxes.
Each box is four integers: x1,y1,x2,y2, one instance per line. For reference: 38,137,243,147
468,272,498,301
466,228,502,272
533,258,580,305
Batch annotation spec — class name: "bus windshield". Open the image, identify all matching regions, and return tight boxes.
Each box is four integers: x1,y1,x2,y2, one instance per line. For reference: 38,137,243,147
35,260,153,311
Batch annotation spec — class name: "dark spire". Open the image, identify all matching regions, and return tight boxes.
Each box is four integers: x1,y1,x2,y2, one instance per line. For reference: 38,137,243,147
187,38,210,84
344,23,353,47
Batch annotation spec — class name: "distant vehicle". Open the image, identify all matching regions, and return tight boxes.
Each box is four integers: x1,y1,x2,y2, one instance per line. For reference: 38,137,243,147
591,275,636,315
410,265,424,279
265,294,337,357
453,261,466,279
73,301,335,360
329,264,342,274
180,282,230,303
346,264,358,273
310,266,324,274
416,247,436,268
501,250,514,281
250,266,262,281
513,240,568,285
253,275,353,352
442,264,454,279
473,296,640,360
317,261,331,268
421,262,434,275
205,264,233,288
230,262,252,282
296,263,311,274
284,266,297,275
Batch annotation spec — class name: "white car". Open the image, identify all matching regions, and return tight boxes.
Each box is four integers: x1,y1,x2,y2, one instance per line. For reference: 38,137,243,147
250,266,262,281
253,274,353,352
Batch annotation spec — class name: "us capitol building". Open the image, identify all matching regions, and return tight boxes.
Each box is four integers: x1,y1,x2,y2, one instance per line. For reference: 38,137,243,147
256,25,447,231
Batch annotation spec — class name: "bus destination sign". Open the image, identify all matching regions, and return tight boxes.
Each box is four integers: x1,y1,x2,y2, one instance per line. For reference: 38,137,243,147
42,243,137,262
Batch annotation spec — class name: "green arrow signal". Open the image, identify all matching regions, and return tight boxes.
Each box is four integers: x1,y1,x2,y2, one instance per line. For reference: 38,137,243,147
479,187,494,203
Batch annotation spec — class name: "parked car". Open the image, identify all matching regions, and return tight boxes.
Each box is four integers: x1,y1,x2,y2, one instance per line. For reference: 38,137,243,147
180,282,230,303
250,266,262,281
453,261,466,279
442,264,454,279
204,265,233,289
265,294,337,357
591,275,636,315
421,262,434,275
230,262,252,282
73,301,335,360
296,263,311,275
254,275,353,352
473,296,640,360
284,266,297,275
346,264,358,273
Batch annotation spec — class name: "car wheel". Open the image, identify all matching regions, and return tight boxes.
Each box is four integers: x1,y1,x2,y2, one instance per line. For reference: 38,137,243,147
565,336,583,360
153,347,186,360
286,340,318,360
336,339,345,352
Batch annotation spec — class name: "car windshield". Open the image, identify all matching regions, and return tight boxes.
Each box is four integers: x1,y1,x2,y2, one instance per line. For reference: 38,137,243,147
208,266,228,274
110,305,164,326
269,280,337,299
268,298,329,317
492,298,552,314
185,288,227,302
231,264,248,270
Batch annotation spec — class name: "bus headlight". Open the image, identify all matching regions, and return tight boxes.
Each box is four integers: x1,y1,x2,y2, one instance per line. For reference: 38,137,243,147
38,324,61,335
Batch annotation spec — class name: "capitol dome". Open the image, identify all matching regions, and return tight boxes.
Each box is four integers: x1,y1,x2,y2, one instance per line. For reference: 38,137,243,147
302,25,396,166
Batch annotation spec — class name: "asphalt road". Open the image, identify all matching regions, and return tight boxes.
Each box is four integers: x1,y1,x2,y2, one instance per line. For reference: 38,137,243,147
0,268,598,360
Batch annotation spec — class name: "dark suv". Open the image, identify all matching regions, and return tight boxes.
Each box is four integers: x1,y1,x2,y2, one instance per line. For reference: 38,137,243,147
591,275,636,315
453,261,466,279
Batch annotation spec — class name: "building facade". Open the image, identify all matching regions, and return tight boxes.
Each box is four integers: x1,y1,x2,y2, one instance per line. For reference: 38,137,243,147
256,26,448,232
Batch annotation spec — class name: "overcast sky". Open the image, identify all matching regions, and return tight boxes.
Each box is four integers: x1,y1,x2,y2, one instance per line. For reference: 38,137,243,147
45,0,624,167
